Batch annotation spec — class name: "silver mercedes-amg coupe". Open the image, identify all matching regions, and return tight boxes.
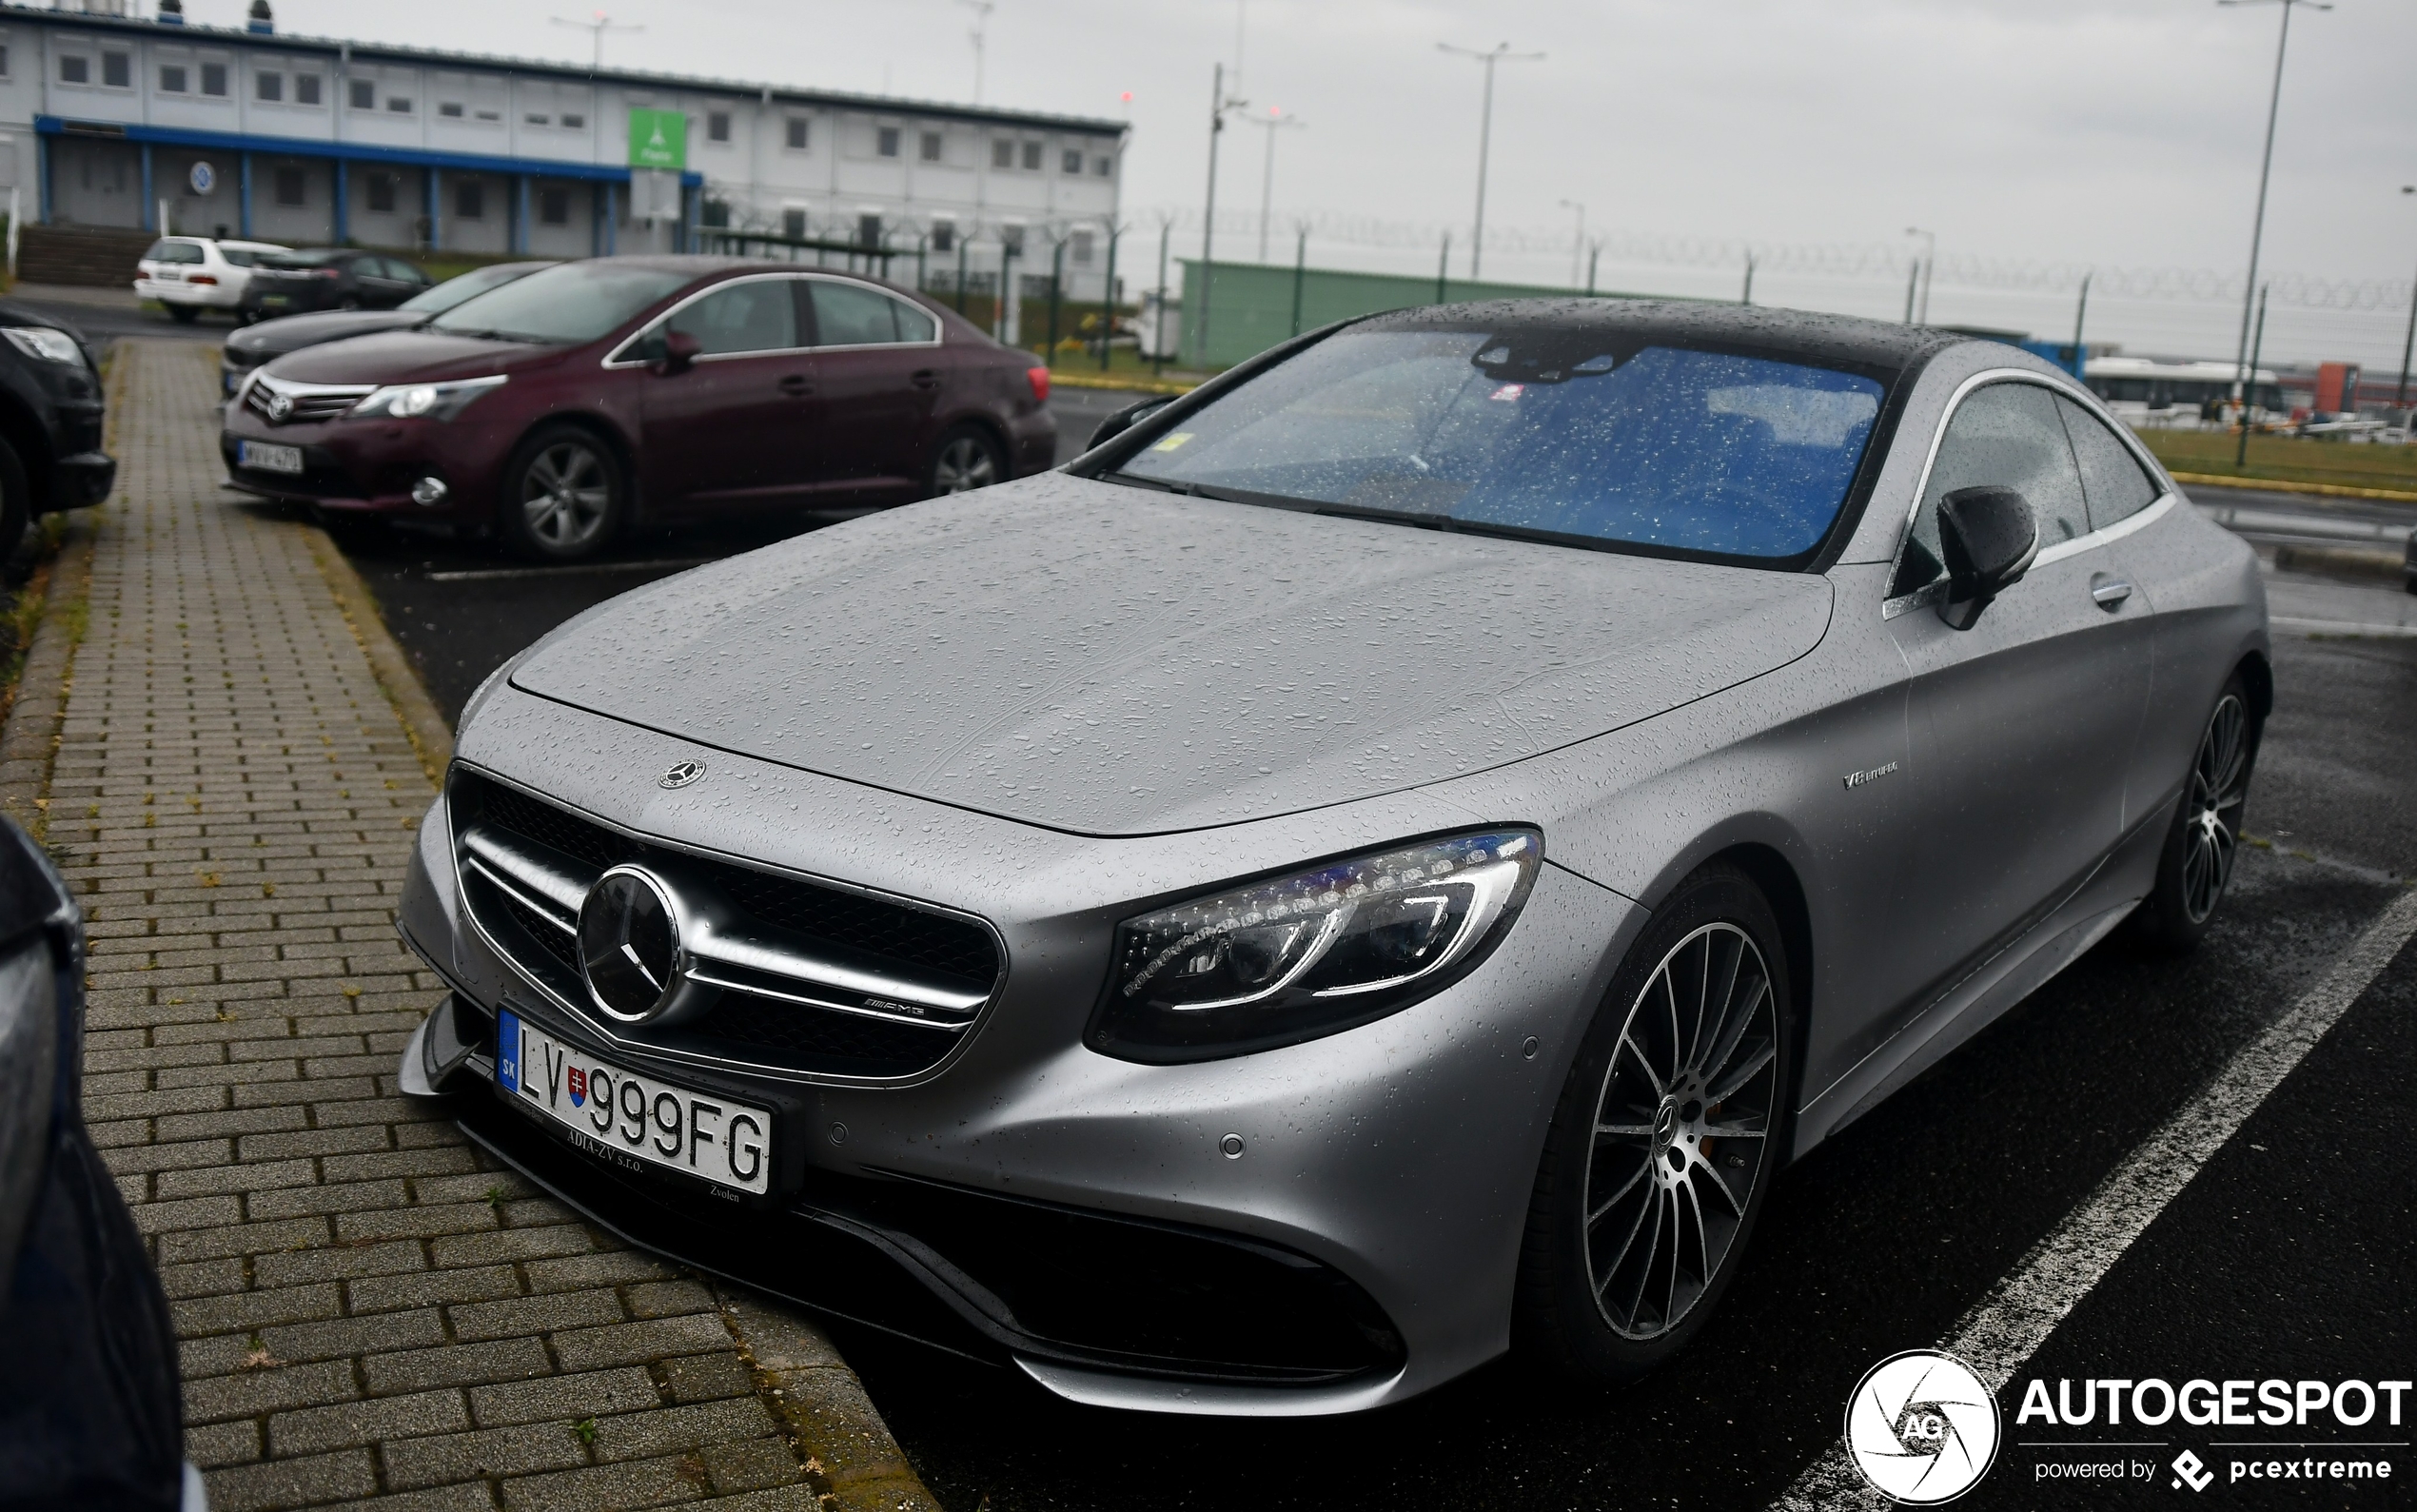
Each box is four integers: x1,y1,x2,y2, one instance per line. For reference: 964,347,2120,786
398,302,2268,1416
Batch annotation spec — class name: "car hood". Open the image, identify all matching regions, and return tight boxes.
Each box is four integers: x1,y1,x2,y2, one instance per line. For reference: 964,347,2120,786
266,327,562,383
231,309,426,356
507,474,1835,836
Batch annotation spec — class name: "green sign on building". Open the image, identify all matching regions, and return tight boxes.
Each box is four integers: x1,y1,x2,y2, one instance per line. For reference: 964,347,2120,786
627,108,686,170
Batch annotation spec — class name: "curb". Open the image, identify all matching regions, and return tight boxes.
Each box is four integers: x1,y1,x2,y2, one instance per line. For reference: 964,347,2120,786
297,517,947,1511
1049,369,1198,396
2170,469,2417,505
0,515,95,841
2266,541,2405,583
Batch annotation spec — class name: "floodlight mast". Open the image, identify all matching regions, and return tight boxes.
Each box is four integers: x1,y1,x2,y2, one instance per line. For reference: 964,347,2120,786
549,10,641,70
1439,42,1543,280
2218,0,2328,407
958,0,996,104
1250,108,1307,264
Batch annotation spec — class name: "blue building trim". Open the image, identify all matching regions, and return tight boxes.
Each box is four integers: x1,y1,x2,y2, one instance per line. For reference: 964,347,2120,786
238,152,252,238
35,116,703,190
332,158,348,244
139,141,154,230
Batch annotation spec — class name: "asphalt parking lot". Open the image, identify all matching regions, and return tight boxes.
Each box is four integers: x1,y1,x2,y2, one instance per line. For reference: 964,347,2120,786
310,422,2413,1509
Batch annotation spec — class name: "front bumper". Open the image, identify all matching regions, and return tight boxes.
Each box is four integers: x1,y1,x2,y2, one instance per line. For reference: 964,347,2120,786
394,702,1638,1412
49,451,114,512
219,410,499,520
133,278,239,308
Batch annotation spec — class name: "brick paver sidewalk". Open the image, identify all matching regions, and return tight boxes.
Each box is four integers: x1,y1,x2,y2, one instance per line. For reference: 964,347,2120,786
43,341,927,1512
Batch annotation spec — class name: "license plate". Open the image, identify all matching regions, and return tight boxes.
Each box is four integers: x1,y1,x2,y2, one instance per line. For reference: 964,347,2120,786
496,1010,773,1195
238,441,304,474
157,268,182,281
260,295,289,308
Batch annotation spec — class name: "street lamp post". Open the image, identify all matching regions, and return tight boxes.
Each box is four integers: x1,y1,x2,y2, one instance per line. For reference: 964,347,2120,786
2219,0,2329,410
2397,186,2417,408
1439,42,1543,281
548,11,641,69
957,0,995,104
1559,199,1585,288
1249,108,1307,264
1195,63,1248,368
1904,226,1936,325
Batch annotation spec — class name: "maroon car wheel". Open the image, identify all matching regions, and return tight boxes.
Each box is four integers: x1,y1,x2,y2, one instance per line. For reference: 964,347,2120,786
501,427,624,561
928,425,1005,496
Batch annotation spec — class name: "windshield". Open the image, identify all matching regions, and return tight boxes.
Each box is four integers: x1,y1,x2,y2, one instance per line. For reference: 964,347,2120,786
264,249,345,268
1116,329,1889,562
403,263,550,316
430,262,692,345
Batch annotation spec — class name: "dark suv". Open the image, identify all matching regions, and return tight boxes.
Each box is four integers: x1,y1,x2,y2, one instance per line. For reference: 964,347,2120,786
241,248,434,319
221,257,1055,559
0,304,114,558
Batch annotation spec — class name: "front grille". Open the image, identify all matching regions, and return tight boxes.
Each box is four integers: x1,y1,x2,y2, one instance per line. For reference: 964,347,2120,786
454,771,999,1079
246,375,372,424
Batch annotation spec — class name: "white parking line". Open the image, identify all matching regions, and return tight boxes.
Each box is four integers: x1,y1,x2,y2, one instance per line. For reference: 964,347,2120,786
1769,887,2417,1510
421,558,714,583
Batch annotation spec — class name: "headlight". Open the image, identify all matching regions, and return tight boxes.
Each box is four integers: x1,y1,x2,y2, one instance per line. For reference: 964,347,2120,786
2,327,86,367
350,374,507,421
1091,829,1542,1062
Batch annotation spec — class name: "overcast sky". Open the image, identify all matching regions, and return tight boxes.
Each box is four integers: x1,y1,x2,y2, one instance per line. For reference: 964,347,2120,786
251,0,2417,368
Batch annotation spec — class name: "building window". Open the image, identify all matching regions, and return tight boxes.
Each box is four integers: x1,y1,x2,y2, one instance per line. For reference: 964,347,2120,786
256,69,283,101
540,187,569,226
1020,141,1042,171
781,207,806,240
1000,223,1026,256
456,181,485,220
1061,148,1081,175
159,65,188,94
1095,154,1113,177
475,108,500,122
0,45,10,79
295,73,321,106
59,55,88,86
930,219,954,255
348,78,375,110
786,117,809,149
103,51,130,88
439,101,463,118
366,174,398,213
1071,229,1093,265
524,113,549,127
561,112,585,129
991,138,1012,169
707,110,731,143
386,96,413,113
273,166,305,206
699,198,731,228
202,62,226,96
857,213,882,248
919,130,942,163
877,126,901,158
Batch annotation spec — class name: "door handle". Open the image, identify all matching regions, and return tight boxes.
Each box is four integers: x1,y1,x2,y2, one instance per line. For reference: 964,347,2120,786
777,374,815,397
910,369,940,391
2090,574,2133,610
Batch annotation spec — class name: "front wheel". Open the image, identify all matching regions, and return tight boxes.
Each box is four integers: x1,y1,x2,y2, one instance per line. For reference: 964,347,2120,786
2126,675,2257,952
499,426,626,561
1514,864,1794,1384
926,425,1006,497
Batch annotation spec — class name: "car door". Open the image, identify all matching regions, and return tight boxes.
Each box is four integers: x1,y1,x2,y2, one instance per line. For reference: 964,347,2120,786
2054,394,2172,830
800,279,943,498
1881,377,2155,1001
635,275,820,513
359,257,416,308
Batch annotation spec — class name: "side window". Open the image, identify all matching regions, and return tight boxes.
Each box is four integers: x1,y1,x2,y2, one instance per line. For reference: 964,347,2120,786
662,280,797,357
809,281,902,346
2055,396,2162,532
893,300,938,344
1893,382,2089,598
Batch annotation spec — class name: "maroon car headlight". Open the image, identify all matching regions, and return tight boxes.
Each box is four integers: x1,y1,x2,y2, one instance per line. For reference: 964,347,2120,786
351,374,508,422
1091,830,1542,1062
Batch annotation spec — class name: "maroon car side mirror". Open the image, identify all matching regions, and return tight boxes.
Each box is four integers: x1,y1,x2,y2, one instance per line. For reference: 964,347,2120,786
656,329,702,377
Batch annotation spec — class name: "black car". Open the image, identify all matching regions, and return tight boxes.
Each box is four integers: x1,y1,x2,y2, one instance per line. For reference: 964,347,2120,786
0,820,196,1512
0,304,115,559
239,248,433,320
221,261,556,397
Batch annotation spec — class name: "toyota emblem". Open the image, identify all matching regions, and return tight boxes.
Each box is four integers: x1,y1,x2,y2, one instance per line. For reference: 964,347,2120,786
264,390,293,422
658,760,706,790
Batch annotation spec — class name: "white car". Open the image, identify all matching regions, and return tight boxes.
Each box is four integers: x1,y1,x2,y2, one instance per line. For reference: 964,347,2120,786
133,237,288,324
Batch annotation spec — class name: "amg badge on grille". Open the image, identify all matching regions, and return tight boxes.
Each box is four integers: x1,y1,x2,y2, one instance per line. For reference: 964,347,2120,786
658,760,707,790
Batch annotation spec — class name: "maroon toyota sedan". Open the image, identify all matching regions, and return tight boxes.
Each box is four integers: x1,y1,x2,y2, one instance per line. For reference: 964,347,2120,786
221,257,1056,559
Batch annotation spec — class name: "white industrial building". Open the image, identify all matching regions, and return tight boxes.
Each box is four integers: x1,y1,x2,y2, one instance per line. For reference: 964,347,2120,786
2,0,1130,303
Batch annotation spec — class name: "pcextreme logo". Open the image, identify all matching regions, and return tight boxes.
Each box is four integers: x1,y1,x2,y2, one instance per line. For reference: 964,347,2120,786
1846,1350,2003,1504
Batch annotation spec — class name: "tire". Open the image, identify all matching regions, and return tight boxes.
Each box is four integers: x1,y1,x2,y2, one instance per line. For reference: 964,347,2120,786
0,439,30,564
926,424,1006,497
498,425,626,562
2125,673,2258,952
165,304,200,325
1514,863,1795,1384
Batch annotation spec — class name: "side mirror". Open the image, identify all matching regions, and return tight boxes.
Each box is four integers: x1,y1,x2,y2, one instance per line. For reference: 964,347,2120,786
655,329,702,377
1935,485,2038,629
1087,395,1175,451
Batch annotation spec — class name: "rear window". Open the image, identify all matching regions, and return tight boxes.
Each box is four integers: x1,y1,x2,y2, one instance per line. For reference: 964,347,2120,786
1117,329,1888,562
263,249,345,268
145,240,204,265
430,261,692,345
220,247,262,267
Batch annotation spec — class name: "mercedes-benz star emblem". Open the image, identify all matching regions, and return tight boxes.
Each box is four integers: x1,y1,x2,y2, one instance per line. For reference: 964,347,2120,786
264,390,293,422
578,867,684,1023
658,760,706,790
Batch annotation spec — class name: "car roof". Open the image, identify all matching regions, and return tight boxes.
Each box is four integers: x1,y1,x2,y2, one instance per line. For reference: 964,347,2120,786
1357,299,1977,382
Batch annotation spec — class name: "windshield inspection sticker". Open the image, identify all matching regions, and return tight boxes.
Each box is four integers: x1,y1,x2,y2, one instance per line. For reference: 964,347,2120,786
1151,432,1194,451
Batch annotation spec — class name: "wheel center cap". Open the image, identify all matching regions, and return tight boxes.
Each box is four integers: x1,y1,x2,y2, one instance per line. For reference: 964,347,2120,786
1651,1100,1680,1150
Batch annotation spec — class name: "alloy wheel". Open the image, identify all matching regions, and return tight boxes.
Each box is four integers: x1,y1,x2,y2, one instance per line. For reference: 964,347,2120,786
521,442,611,550
1582,921,1779,1341
2181,693,2250,924
932,437,999,493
